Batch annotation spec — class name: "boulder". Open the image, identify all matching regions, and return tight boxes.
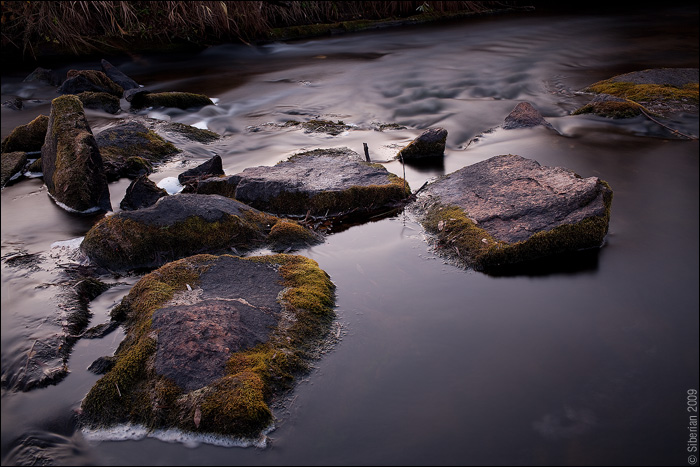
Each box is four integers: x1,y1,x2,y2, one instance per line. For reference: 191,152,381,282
119,175,168,211
76,91,121,114
178,155,224,186
415,154,613,273
100,59,140,91
194,147,411,218
1,151,29,187
572,93,642,119
396,127,447,160
81,193,323,271
576,67,699,116
503,102,554,129
41,95,112,213
95,120,179,181
130,91,214,110
2,97,23,110
58,70,123,97
1,115,48,153
80,253,335,439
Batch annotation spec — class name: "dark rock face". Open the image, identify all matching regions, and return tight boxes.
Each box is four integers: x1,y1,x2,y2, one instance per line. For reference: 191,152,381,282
152,256,284,391
41,95,112,213
416,154,613,272
608,67,698,87
1,115,48,153
58,70,123,97
100,59,140,90
195,147,410,217
1,151,29,187
397,127,447,159
130,91,214,110
23,67,63,86
120,175,168,211
76,91,121,114
503,102,553,130
178,155,224,185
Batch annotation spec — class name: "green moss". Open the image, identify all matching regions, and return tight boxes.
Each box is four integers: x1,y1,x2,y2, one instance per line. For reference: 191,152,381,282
585,80,699,104
1,114,48,153
82,214,268,271
284,119,351,136
82,253,335,439
77,91,121,114
267,220,321,250
422,181,613,272
164,122,220,143
67,70,124,96
572,101,643,118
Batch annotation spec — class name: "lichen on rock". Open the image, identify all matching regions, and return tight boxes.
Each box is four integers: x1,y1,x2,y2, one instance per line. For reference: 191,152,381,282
80,253,335,440
415,154,613,273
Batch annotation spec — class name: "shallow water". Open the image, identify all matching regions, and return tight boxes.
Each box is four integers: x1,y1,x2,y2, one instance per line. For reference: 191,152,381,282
1,6,699,466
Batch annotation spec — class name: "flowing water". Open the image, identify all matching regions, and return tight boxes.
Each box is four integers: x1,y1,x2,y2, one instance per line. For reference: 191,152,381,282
1,6,698,465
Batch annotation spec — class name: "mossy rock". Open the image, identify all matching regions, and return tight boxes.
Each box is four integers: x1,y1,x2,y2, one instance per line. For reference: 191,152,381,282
58,70,123,97
95,121,179,181
130,92,214,110
415,154,613,273
161,121,220,143
1,151,29,187
1,115,48,153
283,119,352,136
81,194,322,271
80,253,335,440
195,147,411,219
41,95,112,213
397,127,447,160
572,94,643,119
77,91,121,114
576,68,699,116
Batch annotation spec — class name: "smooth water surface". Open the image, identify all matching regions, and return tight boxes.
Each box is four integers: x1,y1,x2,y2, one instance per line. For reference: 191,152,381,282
1,6,698,465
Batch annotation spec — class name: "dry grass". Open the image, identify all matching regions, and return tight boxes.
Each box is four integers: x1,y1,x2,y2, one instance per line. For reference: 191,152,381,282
1,1,507,57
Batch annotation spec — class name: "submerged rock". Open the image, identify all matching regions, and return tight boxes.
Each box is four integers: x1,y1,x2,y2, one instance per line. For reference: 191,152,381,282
503,102,554,129
415,154,613,273
80,253,335,439
81,194,322,271
95,120,179,181
1,115,48,153
23,67,63,86
195,147,410,218
396,127,447,160
120,175,168,211
41,95,112,213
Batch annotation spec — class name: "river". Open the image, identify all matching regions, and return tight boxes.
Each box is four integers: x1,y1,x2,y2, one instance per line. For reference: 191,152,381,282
1,6,698,465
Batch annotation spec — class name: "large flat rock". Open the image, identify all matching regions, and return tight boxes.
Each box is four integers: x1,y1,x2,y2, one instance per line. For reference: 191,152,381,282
415,154,613,272
195,147,410,218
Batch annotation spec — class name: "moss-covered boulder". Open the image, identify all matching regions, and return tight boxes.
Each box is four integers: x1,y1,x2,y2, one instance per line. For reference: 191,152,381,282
195,147,411,219
130,91,214,110
77,91,121,114
80,253,335,440
1,115,48,153
41,95,112,213
415,154,613,273
1,151,29,187
95,121,179,181
81,194,322,271
572,94,643,119
58,70,123,97
397,127,447,160
575,68,699,117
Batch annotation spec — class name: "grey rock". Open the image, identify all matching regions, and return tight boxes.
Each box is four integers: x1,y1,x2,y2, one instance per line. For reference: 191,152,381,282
178,155,224,185
503,102,553,130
